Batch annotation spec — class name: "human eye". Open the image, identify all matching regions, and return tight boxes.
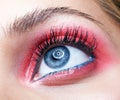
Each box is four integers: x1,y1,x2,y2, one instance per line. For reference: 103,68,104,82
18,26,99,86
30,27,96,86
17,21,117,87
17,10,116,87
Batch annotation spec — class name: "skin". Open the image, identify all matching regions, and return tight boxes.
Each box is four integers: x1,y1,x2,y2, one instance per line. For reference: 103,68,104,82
0,0,120,100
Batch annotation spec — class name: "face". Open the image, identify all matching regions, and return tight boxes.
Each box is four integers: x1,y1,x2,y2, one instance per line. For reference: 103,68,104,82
0,0,120,100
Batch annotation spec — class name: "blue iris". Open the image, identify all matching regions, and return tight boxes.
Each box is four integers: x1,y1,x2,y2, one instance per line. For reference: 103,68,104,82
44,46,70,69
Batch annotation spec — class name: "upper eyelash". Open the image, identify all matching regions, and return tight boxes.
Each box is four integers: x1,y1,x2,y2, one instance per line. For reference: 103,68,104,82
35,27,96,57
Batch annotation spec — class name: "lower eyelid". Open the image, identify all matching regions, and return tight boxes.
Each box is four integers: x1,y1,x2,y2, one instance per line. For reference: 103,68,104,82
32,59,96,86
35,57,94,80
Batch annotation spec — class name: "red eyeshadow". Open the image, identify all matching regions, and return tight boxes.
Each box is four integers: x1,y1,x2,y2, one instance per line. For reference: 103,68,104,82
18,26,118,86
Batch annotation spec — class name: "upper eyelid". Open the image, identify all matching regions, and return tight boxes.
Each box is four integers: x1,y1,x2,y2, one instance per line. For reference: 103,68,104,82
7,7,102,36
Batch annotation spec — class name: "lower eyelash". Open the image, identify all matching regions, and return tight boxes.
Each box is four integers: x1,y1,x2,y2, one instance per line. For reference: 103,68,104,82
31,26,97,80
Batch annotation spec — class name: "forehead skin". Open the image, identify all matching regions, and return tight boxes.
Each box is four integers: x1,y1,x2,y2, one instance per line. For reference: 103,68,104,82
0,0,120,100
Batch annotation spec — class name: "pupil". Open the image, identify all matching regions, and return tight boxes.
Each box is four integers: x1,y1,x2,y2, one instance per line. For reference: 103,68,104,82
44,46,70,69
52,49,64,60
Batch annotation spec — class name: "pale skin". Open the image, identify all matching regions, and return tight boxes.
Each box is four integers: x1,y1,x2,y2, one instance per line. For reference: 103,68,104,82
0,0,120,100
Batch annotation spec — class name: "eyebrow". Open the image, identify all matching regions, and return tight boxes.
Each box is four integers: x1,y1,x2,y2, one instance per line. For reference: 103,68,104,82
8,7,101,35
97,0,120,24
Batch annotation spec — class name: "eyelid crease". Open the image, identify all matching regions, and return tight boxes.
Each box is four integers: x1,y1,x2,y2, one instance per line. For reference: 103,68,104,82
8,7,102,35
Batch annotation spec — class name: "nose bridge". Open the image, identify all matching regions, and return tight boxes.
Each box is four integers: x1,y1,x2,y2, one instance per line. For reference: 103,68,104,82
0,86,9,100
0,63,7,100
0,41,9,99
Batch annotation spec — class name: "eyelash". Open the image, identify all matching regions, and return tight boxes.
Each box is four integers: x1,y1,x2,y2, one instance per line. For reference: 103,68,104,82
30,27,97,81
36,27,96,56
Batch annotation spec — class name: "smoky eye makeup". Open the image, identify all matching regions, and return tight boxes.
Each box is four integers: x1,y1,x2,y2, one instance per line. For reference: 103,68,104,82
17,22,116,86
